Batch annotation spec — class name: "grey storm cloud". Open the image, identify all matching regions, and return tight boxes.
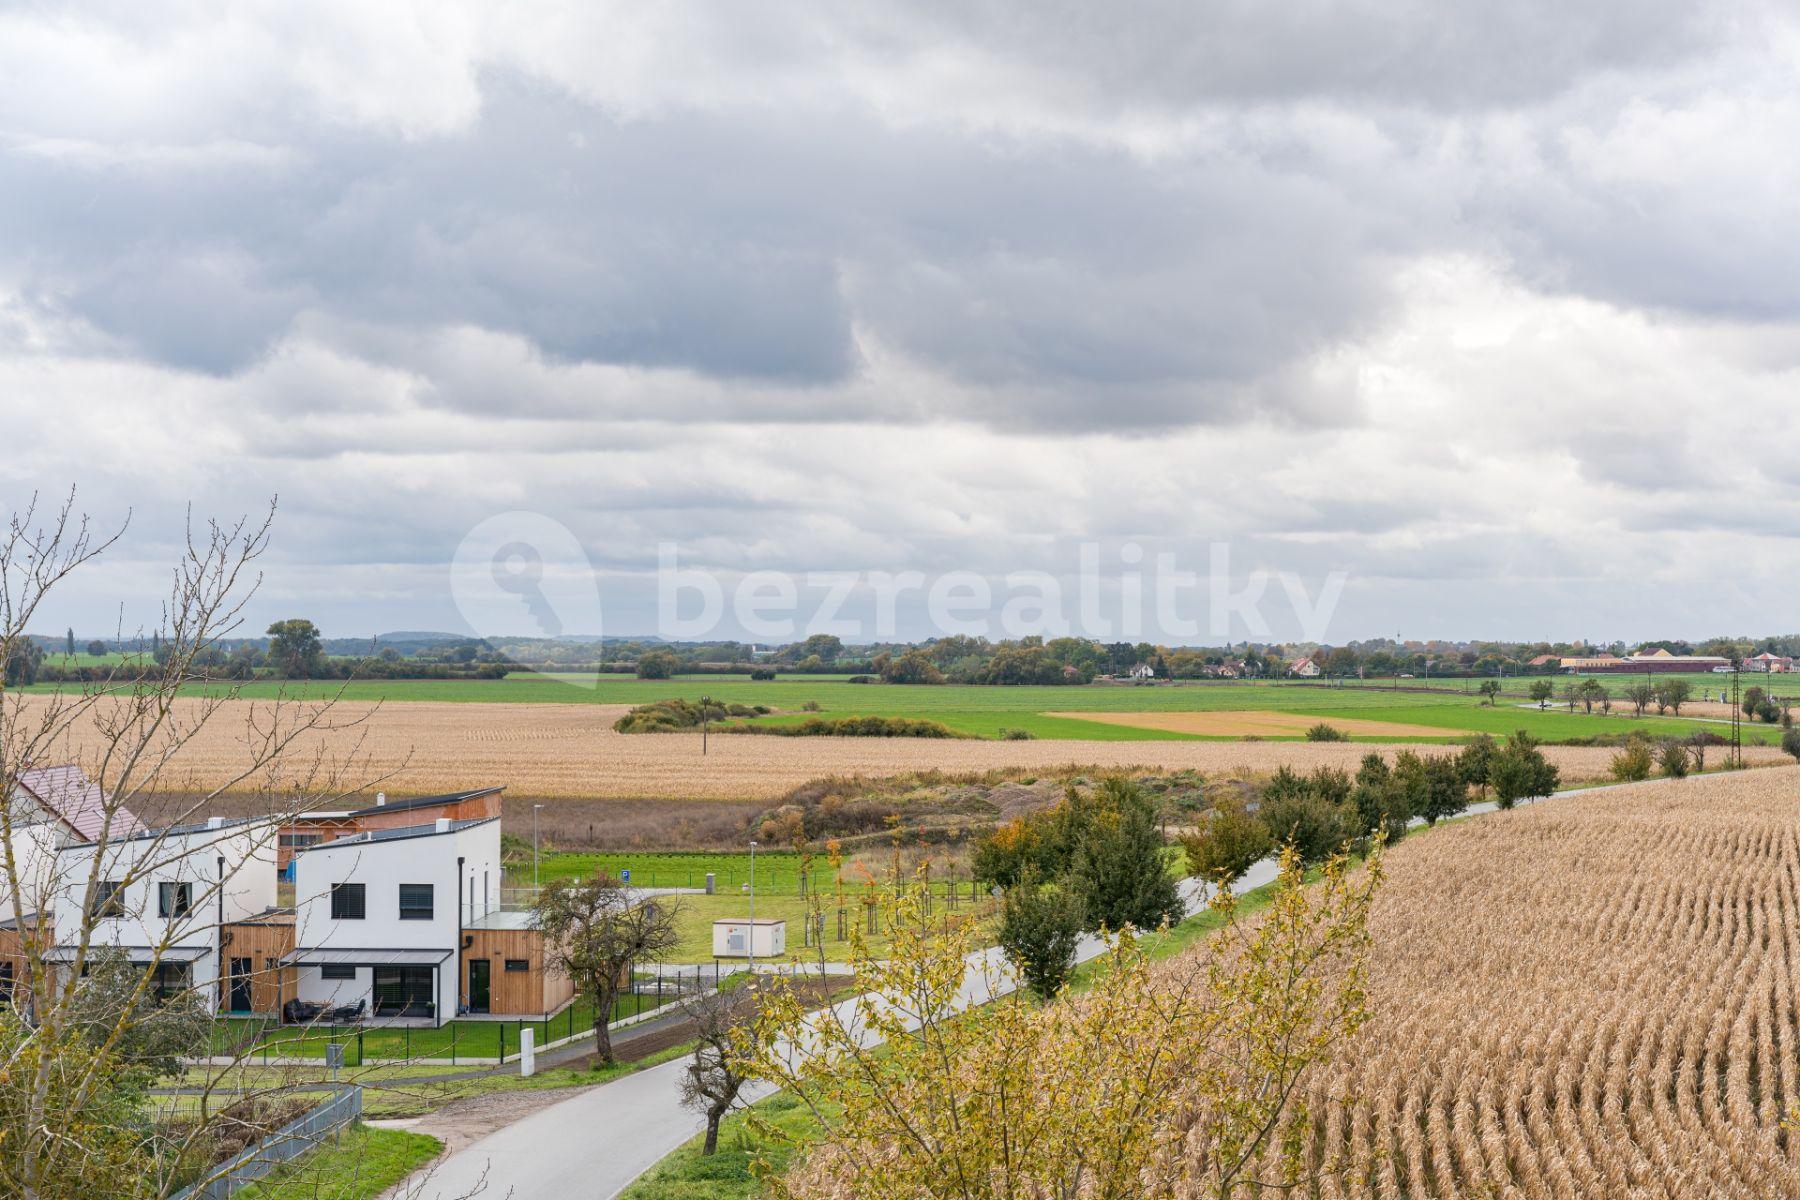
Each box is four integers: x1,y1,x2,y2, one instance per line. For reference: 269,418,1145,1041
2,74,1420,429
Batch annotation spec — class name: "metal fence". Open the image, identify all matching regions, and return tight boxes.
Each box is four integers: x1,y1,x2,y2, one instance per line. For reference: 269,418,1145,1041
222,964,724,1067
170,1084,362,1200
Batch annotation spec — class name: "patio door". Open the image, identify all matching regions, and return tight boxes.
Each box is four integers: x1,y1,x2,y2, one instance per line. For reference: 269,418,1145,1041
372,966,434,1017
467,959,490,1014
228,957,254,1013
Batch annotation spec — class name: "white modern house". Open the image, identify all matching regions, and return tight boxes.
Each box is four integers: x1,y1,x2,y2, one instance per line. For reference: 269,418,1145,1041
46,816,278,1008
285,816,503,1023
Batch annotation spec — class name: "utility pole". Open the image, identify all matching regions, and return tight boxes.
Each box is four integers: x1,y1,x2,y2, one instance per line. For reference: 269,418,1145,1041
747,839,758,976
533,803,544,888
1730,669,1743,769
700,695,711,756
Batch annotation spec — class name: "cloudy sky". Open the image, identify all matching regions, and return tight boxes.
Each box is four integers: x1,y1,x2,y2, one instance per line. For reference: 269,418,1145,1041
4,2,1800,645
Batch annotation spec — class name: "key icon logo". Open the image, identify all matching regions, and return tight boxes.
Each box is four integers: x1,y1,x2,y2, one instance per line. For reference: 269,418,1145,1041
492,541,561,636
451,512,601,686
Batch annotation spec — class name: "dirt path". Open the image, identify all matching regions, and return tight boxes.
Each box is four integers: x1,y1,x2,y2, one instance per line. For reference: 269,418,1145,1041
370,1084,597,1159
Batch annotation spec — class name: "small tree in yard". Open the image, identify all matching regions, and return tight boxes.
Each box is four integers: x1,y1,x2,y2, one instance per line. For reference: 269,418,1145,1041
1658,678,1692,714
1529,679,1555,709
680,981,765,1156
1181,797,1272,885
1477,679,1502,706
997,880,1085,1001
1626,681,1655,718
535,874,681,1064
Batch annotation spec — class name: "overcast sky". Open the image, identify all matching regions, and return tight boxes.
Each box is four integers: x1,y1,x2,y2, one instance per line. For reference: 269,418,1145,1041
5,2,1800,645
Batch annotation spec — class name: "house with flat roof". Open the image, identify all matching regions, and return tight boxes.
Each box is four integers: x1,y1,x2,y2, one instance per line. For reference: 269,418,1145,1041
276,787,504,873
284,808,568,1024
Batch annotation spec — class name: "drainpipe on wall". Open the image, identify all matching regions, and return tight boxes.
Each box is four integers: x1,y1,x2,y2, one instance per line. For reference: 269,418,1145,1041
215,854,226,1011
455,854,465,1020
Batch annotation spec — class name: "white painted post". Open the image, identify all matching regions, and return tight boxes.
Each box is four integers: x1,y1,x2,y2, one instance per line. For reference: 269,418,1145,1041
520,1027,536,1077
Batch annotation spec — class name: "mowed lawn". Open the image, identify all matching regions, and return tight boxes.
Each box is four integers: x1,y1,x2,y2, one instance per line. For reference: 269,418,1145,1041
66,672,1783,744
522,853,997,963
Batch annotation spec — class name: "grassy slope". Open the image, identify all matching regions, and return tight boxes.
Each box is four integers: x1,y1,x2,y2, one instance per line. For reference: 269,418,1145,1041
234,1124,442,1200
38,673,1778,744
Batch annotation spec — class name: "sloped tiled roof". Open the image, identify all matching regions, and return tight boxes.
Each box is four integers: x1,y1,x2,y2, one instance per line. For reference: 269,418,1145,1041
11,764,143,841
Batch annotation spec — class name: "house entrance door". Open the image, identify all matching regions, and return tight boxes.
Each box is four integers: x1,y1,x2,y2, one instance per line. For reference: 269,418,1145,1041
468,959,490,1014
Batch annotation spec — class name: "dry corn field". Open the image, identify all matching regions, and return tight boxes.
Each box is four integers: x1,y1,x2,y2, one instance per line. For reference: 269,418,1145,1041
1298,767,1800,1199
10,694,1791,800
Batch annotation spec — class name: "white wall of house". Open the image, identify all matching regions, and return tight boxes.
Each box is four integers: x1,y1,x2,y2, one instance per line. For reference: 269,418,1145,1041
51,819,278,1007
291,817,501,1021
0,821,62,919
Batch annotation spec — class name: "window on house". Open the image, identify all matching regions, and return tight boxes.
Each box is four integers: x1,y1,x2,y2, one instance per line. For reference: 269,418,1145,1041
398,883,434,921
329,882,366,920
504,959,529,973
320,964,356,981
158,881,193,918
90,880,126,920
279,832,325,849
149,961,190,1002
0,961,13,1005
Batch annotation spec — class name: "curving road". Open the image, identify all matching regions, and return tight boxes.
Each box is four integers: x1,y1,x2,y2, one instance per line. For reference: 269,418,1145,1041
405,787,1589,1199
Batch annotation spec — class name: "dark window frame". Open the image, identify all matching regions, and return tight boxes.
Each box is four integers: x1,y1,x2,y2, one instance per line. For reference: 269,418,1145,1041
320,964,357,981
158,881,193,919
397,883,434,921
149,961,190,1002
90,880,126,920
504,958,530,973
329,882,367,920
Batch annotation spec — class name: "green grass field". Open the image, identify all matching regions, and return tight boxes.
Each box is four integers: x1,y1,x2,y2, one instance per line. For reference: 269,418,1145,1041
525,850,809,892
28,671,1785,744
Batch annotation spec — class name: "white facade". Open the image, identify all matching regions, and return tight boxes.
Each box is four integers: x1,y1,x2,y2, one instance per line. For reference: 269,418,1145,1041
290,816,501,1023
50,817,278,1008
712,917,786,958
0,820,62,919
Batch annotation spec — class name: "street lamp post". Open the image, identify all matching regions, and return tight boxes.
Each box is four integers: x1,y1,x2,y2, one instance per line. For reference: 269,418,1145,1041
533,803,544,889
747,839,758,975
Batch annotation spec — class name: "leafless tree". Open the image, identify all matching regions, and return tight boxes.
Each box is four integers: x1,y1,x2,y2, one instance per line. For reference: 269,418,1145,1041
679,979,765,1155
0,490,399,1199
